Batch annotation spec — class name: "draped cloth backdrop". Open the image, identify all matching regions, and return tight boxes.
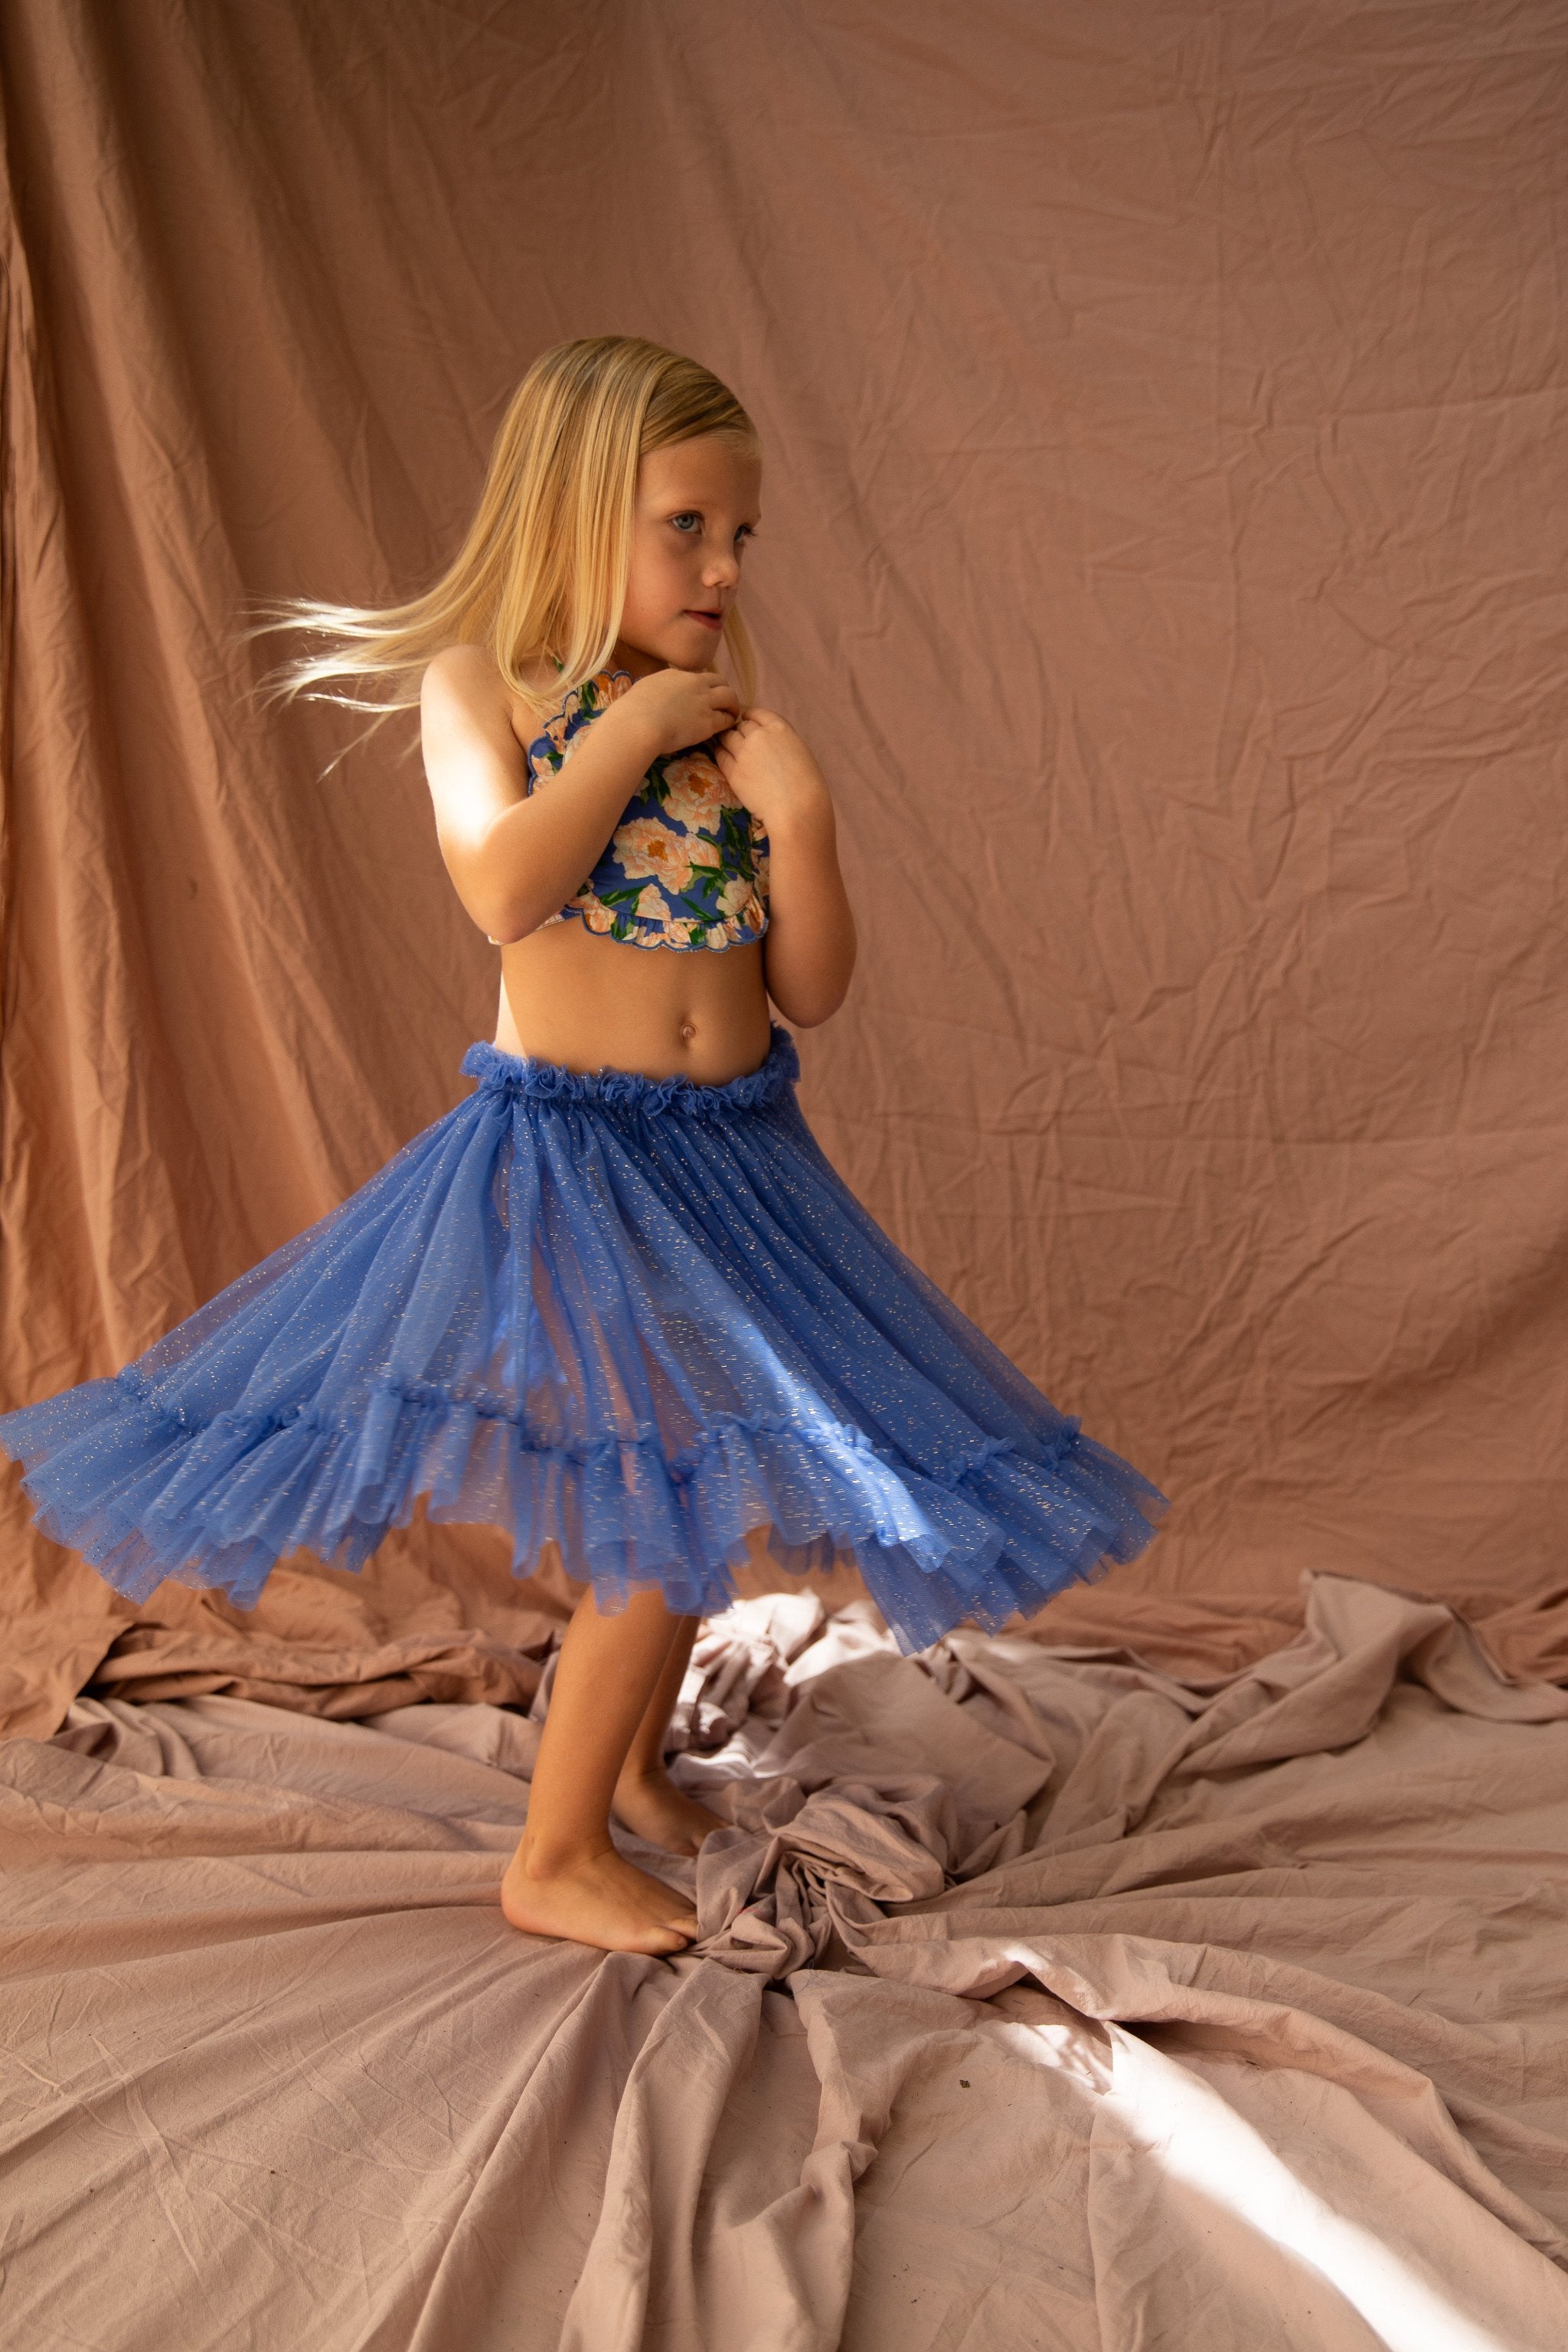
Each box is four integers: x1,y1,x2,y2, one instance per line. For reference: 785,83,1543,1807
3,0,1566,1736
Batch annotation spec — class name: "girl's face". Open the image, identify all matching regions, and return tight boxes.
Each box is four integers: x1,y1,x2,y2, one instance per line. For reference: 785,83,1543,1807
612,434,763,677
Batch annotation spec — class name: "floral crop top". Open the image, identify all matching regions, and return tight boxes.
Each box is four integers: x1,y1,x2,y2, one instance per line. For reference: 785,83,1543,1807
523,668,769,952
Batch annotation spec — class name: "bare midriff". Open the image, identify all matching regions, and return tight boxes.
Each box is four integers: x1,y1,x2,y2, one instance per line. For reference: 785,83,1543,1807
495,920,773,1085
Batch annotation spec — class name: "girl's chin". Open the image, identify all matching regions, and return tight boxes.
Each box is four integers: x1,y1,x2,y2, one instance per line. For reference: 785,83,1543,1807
616,631,717,671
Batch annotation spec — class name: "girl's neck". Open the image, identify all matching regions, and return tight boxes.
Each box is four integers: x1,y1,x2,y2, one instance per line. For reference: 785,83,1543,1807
608,639,665,681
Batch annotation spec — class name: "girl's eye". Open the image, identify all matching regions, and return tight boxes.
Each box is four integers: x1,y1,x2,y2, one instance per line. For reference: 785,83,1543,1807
669,514,759,544
671,513,701,534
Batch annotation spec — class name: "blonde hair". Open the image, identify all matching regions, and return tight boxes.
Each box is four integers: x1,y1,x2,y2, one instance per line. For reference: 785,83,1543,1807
264,335,760,726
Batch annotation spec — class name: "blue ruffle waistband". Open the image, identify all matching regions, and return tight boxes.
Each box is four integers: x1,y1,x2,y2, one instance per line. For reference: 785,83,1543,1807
460,1022,800,1116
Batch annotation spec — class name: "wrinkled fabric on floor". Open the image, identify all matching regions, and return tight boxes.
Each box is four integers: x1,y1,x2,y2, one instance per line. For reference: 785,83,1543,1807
5,1571,1567,2350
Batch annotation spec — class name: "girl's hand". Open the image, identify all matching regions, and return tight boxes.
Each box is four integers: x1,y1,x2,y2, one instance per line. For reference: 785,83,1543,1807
712,709,831,833
619,666,741,760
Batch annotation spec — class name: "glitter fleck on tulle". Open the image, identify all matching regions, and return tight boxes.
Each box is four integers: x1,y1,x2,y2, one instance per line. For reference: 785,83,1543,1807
0,1027,1166,1653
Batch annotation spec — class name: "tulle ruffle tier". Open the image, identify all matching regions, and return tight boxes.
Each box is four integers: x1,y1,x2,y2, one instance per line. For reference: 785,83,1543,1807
0,1027,1166,1653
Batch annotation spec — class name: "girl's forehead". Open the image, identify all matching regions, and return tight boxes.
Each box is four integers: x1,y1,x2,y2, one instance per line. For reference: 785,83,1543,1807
639,437,762,504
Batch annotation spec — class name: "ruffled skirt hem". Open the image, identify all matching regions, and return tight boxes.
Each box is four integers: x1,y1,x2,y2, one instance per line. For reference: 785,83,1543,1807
0,1371,1163,1655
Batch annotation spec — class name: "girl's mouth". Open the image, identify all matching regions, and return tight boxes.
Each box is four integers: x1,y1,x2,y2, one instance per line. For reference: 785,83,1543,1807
686,609,724,631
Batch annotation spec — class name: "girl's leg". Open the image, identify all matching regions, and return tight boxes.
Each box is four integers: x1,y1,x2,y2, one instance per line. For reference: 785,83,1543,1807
501,1583,704,1954
612,1614,727,1854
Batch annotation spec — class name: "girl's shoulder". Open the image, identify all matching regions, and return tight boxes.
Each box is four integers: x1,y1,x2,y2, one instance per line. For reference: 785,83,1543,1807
422,642,562,747
423,640,557,703
420,640,505,714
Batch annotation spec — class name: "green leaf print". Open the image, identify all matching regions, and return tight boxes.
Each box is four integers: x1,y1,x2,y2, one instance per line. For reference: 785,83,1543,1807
714,805,756,880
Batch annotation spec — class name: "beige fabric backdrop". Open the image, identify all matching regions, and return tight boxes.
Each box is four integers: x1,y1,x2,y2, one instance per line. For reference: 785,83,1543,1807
5,0,1567,1734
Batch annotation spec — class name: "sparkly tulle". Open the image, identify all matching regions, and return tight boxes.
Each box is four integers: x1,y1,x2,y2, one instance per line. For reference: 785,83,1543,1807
0,1027,1166,1653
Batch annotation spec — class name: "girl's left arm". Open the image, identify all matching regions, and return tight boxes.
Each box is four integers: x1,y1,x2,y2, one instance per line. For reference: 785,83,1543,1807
714,710,857,1027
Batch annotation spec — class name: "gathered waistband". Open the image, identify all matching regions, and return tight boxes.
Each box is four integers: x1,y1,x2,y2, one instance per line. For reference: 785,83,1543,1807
461,1022,799,1118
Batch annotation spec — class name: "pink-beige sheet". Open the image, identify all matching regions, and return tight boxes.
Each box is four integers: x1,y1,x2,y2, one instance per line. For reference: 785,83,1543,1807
6,1570,1568,2350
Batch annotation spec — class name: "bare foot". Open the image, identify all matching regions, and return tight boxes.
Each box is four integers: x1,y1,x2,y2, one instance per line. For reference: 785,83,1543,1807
612,1764,727,1856
501,1832,701,1955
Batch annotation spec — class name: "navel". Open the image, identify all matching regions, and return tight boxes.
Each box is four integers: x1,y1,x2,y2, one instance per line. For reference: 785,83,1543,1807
679,1022,697,1044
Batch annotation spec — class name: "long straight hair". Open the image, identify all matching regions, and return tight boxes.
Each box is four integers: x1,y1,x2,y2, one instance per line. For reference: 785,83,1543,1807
263,336,760,727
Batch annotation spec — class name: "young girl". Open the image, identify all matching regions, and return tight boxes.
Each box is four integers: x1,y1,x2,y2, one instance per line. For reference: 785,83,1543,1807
0,336,1166,1956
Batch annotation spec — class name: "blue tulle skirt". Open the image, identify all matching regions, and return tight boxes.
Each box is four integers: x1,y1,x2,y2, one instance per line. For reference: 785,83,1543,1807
0,1027,1166,1653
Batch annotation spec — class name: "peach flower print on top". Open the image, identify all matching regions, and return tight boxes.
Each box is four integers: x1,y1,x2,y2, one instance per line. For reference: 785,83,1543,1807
612,818,696,895
659,753,728,830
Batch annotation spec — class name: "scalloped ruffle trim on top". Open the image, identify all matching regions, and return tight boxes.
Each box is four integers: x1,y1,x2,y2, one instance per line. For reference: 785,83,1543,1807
540,893,769,953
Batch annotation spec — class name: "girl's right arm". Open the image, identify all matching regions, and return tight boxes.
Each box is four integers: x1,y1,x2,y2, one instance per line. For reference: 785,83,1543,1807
420,648,738,943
